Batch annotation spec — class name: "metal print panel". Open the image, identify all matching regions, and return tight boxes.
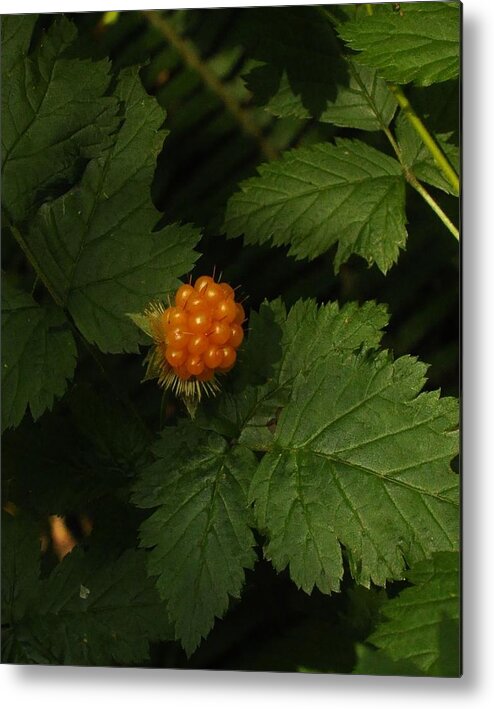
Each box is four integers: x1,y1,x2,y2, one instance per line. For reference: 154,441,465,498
1,1,461,676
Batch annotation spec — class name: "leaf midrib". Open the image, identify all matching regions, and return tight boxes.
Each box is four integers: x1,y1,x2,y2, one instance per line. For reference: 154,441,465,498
237,158,401,210
62,70,151,303
309,449,457,506
2,51,58,171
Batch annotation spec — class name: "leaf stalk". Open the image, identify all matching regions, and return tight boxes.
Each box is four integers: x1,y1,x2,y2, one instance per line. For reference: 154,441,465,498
10,224,64,307
322,2,460,242
404,171,460,241
388,83,460,196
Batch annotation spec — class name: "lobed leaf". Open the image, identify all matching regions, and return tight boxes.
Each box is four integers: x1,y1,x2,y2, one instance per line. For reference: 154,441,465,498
1,14,38,75
250,350,459,593
1,15,119,223
238,4,396,131
315,61,397,131
2,386,151,516
1,278,77,432
396,111,459,196
237,6,347,122
1,510,172,666
25,66,200,353
368,551,460,675
338,2,460,87
224,139,407,274
241,298,389,447
269,298,389,384
196,298,389,452
353,644,425,676
132,422,258,655
2,510,40,625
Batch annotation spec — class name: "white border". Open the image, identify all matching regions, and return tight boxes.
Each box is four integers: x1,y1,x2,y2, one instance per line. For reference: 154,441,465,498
2,0,493,707
8,0,474,12
1,0,346,12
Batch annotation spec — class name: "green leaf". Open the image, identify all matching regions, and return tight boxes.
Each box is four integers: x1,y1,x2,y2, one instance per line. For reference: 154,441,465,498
2,510,40,625
1,278,76,432
1,16,119,222
1,510,172,666
241,298,389,448
132,422,258,655
197,298,389,451
247,59,396,131
238,6,396,130
236,6,347,122
353,644,426,676
126,312,154,340
338,2,460,87
224,139,407,274
264,298,389,385
396,112,459,196
2,386,151,516
24,66,200,353
317,61,397,131
368,551,460,676
2,510,42,664
31,548,173,666
1,14,37,74
250,350,459,594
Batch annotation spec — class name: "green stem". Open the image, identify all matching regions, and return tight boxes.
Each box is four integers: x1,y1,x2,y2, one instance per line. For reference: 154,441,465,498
320,0,459,241
404,170,459,241
10,224,64,307
381,133,460,241
388,83,460,195
362,3,459,196
9,221,156,439
348,64,459,240
30,275,40,296
142,10,278,161
316,5,340,25
381,129,460,240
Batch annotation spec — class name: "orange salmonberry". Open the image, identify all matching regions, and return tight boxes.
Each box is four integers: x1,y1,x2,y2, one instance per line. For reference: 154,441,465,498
143,275,246,402
210,321,231,346
203,345,223,369
165,348,187,368
174,283,195,309
214,298,237,323
229,323,244,348
218,345,236,370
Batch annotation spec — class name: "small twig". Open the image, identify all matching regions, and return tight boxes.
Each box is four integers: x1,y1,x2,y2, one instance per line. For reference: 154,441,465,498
142,10,278,162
